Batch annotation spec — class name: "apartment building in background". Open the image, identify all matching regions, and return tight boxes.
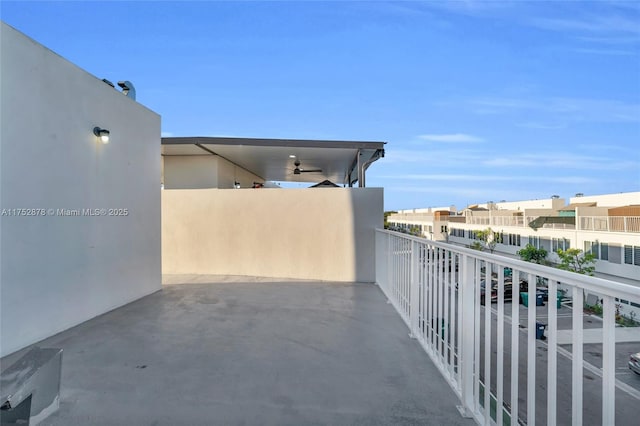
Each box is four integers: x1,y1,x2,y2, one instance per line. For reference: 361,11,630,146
387,192,640,284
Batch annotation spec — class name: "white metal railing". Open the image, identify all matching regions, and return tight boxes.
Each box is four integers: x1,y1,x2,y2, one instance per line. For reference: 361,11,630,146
396,215,640,233
578,216,640,233
375,229,640,426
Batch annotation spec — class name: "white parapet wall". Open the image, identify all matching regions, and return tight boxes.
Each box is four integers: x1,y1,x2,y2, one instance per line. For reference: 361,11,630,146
162,188,383,282
0,23,161,357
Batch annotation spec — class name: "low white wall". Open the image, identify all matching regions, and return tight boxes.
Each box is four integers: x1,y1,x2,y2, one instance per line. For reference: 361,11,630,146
0,23,161,357
162,188,383,282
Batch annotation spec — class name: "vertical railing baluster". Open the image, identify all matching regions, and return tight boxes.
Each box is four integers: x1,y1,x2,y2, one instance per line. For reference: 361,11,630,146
449,251,457,379
527,273,536,426
432,248,438,354
474,260,481,415
444,248,451,374
455,253,462,388
602,296,615,425
459,253,476,418
547,280,558,426
510,270,520,426
425,245,431,349
572,287,583,426
438,247,445,365
410,240,419,338
496,266,504,426
484,261,492,424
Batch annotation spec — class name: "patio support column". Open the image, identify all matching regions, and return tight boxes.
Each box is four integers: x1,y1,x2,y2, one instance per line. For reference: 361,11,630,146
357,149,364,187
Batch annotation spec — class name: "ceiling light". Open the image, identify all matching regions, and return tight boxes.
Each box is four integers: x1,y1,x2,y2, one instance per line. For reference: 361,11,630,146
289,155,296,158
93,127,110,144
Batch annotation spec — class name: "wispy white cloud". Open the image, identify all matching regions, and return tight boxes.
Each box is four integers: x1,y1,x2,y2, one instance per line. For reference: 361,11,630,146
418,133,484,143
482,154,638,171
516,121,566,130
161,131,174,137
467,96,640,123
576,35,640,45
381,174,596,185
421,1,518,17
530,15,640,36
572,47,637,56
383,148,484,165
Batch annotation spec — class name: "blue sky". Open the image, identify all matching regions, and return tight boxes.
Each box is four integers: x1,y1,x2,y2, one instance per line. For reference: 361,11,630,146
2,1,639,210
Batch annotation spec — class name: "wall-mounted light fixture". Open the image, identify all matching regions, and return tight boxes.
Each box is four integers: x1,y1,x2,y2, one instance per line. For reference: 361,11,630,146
234,181,241,189
93,127,110,144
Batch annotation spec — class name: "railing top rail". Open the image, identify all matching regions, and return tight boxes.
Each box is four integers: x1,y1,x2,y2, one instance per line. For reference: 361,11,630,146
376,228,640,302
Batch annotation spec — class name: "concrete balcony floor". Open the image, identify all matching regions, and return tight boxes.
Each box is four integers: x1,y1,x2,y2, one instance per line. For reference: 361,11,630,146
3,276,474,426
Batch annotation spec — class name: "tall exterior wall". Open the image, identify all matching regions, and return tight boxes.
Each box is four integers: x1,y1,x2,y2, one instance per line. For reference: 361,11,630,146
162,188,383,282
0,23,161,357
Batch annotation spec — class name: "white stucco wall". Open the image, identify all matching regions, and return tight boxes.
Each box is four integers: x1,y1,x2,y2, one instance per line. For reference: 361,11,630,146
164,156,219,189
163,155,263,189
162,188,383,282
0,23,161,357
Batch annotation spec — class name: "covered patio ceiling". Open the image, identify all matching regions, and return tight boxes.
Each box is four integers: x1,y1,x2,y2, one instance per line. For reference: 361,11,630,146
161,137,385,186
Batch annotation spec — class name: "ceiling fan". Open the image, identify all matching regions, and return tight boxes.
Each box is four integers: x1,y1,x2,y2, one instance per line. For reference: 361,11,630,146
293,159,322,175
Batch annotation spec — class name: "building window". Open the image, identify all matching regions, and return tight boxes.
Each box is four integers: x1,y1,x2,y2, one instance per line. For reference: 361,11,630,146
623,245,640,266
506,233,521,246
624,246,640,266
529,236,541,249
585,240,609,261
553,238,570,252
450,228,464,238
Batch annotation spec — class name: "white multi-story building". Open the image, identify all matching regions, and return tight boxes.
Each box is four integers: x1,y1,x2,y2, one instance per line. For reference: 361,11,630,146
387,192,640,284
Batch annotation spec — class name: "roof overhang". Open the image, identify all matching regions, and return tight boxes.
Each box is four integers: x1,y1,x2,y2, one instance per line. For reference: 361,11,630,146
528,216,575,230
161,136,386,186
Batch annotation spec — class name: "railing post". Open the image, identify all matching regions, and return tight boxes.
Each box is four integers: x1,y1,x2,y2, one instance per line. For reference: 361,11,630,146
602,296,615,425
409,240,420,338
457,253,475,418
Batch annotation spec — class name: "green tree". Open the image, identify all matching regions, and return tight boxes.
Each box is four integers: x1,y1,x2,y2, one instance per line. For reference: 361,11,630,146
383,211,397,229
556,248,596,276
517,244,548,264
469,241,484,251
476,227,498,253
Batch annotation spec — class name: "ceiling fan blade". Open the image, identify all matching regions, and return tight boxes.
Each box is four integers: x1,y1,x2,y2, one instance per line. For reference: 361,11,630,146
300,169,322,173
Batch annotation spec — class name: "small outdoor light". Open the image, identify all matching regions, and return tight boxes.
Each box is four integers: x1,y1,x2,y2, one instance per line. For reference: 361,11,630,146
234,181,241,189
93,127,110,144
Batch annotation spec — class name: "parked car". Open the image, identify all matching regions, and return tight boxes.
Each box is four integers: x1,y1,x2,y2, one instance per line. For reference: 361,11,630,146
630,352,640,375
480,279,527,304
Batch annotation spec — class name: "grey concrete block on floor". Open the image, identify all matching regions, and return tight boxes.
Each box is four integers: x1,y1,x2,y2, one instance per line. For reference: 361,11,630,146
2,279,474,426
